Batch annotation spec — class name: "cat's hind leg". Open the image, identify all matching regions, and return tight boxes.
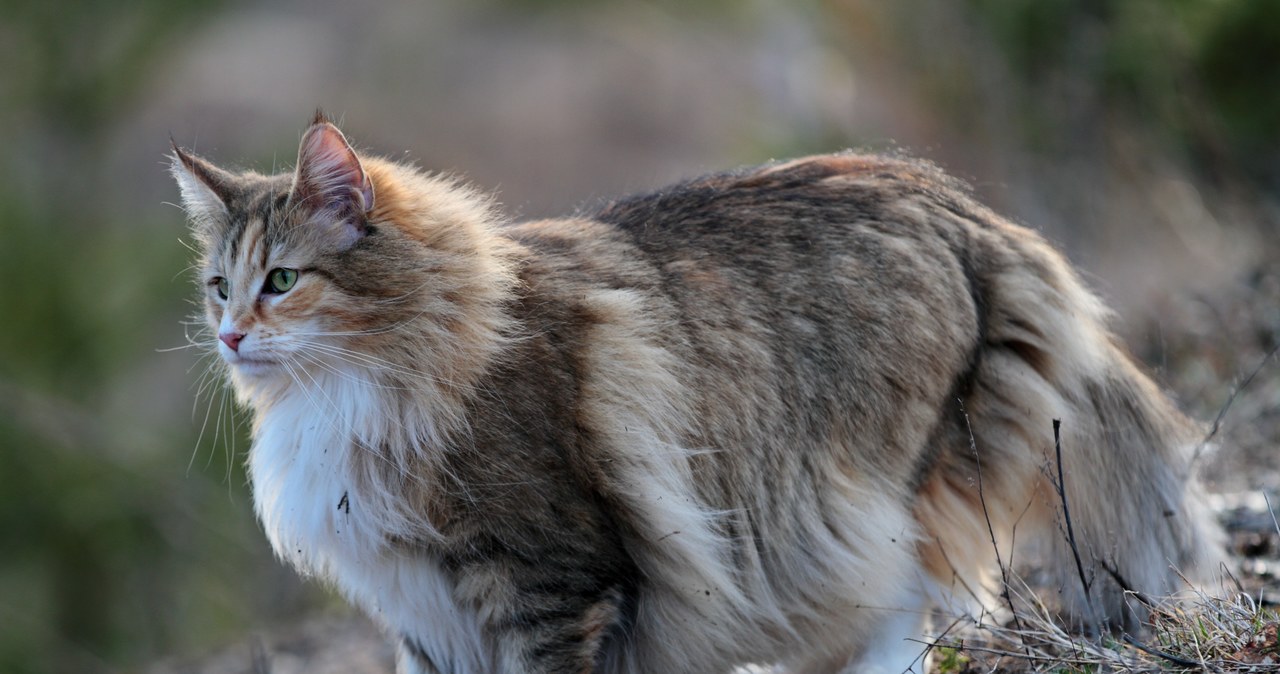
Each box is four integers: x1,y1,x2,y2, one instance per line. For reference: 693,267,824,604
841,590,935,674
787,568,942,674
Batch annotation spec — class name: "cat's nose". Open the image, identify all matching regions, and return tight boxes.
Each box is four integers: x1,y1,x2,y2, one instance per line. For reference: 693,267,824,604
219,331,246,352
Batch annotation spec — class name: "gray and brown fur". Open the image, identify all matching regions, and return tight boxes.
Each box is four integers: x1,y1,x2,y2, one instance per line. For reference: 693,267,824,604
172,118,1224,674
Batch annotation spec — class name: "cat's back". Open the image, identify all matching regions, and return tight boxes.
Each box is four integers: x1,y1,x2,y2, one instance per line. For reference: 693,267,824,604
506,153,985,301
597,153,979,260
495,153,987,488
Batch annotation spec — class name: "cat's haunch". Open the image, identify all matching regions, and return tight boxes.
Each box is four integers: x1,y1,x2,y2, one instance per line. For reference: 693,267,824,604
172,116,1224,674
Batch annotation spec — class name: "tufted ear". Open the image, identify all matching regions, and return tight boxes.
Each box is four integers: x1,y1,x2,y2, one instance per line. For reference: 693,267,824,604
289,115,375,249
170,142,240,246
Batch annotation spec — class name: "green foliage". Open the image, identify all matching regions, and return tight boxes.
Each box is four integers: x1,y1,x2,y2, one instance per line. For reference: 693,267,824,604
0,183,279,672
1,0,228,136
969,0,1081,81
1196,0,1280,182
934,645,969,674
967,0,1280,188
0,1,326,672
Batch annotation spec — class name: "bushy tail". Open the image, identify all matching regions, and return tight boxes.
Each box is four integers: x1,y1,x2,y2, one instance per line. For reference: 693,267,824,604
915,222,1225,630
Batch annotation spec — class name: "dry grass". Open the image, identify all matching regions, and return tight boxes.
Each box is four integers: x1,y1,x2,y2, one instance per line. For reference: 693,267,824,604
928,583,1278,673
918,264,1275,674
924,488,1280,674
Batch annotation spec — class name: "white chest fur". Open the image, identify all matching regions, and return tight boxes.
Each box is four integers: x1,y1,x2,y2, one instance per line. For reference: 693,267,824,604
247,372,491,673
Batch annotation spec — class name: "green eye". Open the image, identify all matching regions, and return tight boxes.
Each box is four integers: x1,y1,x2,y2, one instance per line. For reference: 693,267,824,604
267,268,298,293
214,277,229,300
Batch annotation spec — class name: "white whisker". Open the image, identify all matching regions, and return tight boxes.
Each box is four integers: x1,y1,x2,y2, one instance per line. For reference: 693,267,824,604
158,341,215,353
291,310,435,337
209,380,231,476
291,339,478,394
292,350,414,393
295,343,433,381
188,370,226,477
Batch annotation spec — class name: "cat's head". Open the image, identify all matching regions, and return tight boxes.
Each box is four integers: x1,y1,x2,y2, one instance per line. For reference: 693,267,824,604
171,113,514,401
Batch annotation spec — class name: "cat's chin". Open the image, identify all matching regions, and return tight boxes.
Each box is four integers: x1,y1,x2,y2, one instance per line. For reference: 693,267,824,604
225,354,282,378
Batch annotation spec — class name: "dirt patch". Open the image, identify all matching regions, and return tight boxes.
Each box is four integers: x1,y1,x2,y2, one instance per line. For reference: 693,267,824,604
146,614,393,674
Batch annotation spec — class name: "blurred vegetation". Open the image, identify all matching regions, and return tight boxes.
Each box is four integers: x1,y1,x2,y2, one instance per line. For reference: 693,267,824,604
0,1,1275,673
963,0,1280,191
832,0,1280,204
3,0,215,136
1,1,323,673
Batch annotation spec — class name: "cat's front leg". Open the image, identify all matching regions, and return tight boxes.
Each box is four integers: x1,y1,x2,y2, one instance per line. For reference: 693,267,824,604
397,636,445,674
396,587,626,674
489,585,629,674
436,494,639,672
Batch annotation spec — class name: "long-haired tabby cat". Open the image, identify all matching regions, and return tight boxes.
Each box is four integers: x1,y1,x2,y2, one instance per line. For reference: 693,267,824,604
171,113,1223,673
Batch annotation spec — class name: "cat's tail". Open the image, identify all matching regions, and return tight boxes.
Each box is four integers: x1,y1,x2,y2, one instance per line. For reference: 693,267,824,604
914,219,1226,630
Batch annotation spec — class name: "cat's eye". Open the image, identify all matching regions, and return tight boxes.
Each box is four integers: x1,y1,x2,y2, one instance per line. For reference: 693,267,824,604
213,277,229,300
266,268,299,294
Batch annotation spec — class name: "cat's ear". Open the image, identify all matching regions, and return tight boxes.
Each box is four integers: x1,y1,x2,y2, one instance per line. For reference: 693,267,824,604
289,118,375,250
170,144,238,222
170,143,238,240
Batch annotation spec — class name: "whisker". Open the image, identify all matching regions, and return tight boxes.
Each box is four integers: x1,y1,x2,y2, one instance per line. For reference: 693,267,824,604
171,262,202,282
292,350,416,393
291,315,429,338
292,340,450,384
302,351,479,398
293,339,460,385
282,355,439,490
190,356,224,398
287,295,469,338
278,357,352,445
222,384,240,481
293,340,416,371
188,375,225,477
279,357,416,482
363,274,449,307
209,382,230,476
175,237,202,256
158,341,216,353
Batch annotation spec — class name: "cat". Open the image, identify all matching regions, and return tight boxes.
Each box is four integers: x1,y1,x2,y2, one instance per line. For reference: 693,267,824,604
171,112,1224,674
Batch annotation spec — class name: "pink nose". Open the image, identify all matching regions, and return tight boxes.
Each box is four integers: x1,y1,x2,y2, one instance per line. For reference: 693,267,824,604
219,331,245,352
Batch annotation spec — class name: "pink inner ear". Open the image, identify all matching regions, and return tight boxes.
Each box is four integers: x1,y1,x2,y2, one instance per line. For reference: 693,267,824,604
293,123,375,215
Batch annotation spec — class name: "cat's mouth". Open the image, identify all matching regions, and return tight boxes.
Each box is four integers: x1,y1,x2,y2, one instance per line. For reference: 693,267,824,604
226,353,281,375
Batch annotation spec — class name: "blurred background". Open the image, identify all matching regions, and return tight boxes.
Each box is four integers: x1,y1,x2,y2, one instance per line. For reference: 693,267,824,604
1,0,1277,672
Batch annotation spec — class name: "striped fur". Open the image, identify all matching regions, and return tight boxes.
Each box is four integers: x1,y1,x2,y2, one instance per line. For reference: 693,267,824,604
172,118,1224,673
